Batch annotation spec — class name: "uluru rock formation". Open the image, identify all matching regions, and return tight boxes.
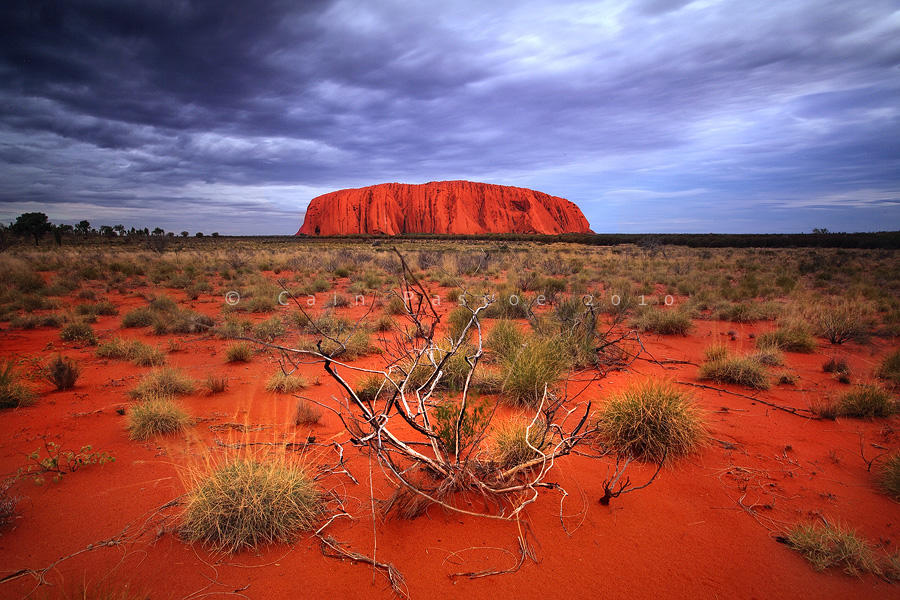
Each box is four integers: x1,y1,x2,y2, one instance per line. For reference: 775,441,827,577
297,181,592,236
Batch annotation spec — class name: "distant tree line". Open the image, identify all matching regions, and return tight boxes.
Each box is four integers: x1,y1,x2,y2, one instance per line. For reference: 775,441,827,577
0,212,219,250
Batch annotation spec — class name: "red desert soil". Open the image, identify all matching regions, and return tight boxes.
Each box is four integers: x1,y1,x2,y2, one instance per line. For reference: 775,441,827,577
0,278,897,599
297,181,593,236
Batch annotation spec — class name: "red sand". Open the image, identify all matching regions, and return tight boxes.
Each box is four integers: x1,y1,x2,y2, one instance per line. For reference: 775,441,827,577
0,281,897,599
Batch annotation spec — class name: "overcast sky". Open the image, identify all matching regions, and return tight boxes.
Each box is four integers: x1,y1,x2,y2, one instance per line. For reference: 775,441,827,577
1,0,898,234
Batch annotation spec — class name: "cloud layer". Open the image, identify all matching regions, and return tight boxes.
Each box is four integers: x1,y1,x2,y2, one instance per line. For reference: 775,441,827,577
1,0,898,233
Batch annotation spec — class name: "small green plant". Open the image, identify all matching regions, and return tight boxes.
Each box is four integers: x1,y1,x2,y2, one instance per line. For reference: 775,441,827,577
225,342,253,363
0,361,35,408
266,372,306,393
491,417,549,469
59,321,97,345
784,521,880,576
597,380,706,462
182,458,321,552
17,438,114,484
44,355,80,390
294,399,322,425
128,397,191,440
130,368,195,400
433,398,489,454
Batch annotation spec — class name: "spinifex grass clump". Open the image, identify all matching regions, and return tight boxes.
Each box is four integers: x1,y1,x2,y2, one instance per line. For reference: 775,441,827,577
0,361,35,408
491,418,549,469
834,384,896,418
130,368,195,400
59,321,97,345
757,321,816,353
44,355,80,391
97,337,166,366
182,458,321,552
785,522,880,576
128,396,191,440
266,372,306,393
500,336,568,407
486,319,524,362
879,453,900,501
698,345,769,390
225,342,253,363
631,307,693,335
596,380,705,462
877,348,900,386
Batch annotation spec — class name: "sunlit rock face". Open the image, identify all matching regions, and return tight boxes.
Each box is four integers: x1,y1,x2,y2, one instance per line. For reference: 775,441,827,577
297,181,592,236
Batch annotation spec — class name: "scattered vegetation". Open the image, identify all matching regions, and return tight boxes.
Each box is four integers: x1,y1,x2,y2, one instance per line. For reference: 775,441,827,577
756,322,816,353
877,348,900,386
97,337,166,366
632,308,692,335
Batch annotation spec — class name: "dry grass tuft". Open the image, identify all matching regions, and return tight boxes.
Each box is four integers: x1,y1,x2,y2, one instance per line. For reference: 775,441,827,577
225,342,253,363
293,399,322,425
491,418,549,469
699,346,770,390
181,458,321,552
130,367,195,400
597,380,706,462
0,361,35,408
266,372,306,393
44,355,80,390
785,521,880,576
878,453,900,501
128,396,191,440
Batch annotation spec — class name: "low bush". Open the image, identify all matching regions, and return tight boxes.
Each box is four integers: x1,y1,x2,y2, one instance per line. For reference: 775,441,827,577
878,453,900,501
877,348,900,386
294,399,322,425
834,384,895,418
785,522,880,576
97,337,166,366
433,398,489,453
182,458,321,552
597,380,705,462
491,418,549,469
756,322,816,353
44,355,80,391
500,336,569,407
699,346,770,390
811,299,875,344
486,319,524,363
631,308,693,335
122,307,156,328
266,372,306,393
128,397,191,440
0,361,35,408
59,322,97,345
225,342,253,363
130,368,195,400
204,374,228,394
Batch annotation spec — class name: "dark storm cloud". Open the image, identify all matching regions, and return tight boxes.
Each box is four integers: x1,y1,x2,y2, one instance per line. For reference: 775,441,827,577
0,0,898,233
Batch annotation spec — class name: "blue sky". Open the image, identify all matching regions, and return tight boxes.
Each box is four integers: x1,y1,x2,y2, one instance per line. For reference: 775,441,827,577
1,0,898,234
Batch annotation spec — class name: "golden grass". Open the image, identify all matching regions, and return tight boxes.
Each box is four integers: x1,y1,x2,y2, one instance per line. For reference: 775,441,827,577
597,380,705,462
181,458,321,552
490,418,549,469
129,367,195,400
785,521,880,576
128,396,191,440
698,346,769,390
266,372,306,393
